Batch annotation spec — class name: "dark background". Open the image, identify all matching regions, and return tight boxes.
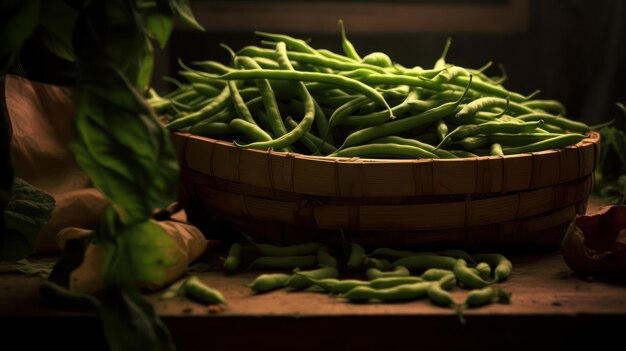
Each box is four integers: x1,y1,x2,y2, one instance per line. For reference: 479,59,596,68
154,0,626,128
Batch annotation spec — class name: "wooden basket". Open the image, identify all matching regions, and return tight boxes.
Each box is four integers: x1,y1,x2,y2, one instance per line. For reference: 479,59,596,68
172,131,600,247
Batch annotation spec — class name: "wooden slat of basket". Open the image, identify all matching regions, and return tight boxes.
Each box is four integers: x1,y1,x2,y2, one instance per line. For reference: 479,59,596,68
530,150,560,188
501,153,533,191
187,174,591,232
579,137,598,177
558,146,581,183
475,156,504,193
175,132,599,197
431,158,478,194
356,202,467,230
207,202,582,247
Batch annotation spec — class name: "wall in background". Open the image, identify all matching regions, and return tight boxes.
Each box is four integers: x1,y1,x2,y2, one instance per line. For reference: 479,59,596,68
154,0,626,126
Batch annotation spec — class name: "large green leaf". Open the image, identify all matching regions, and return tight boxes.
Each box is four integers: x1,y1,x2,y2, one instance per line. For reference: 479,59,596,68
0,0,40,71
71,60,179,225
100,287,175,351
169,0,204,31
2,178,55,261
103,219,180,287
142,8,173,49
37,0,78,62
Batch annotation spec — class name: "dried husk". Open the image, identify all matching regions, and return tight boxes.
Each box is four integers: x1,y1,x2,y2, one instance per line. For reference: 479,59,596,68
561,205,626,275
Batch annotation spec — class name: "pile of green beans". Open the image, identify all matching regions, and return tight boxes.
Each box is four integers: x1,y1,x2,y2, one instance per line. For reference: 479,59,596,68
226,238,512,314
152,23,593,158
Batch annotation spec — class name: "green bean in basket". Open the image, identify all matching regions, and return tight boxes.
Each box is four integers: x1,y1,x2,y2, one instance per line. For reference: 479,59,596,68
154,21,593,158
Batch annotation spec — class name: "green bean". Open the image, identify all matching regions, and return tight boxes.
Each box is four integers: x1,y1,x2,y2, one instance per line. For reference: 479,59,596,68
475,262,492,280
317,245,338,268
313,100,334,145
235,43,316,151
464,286,497,308
487,133,575,147
427,274,457,307
438,121,543,148
539,123,565,133
456,97,534,118
191,60,235,75
187,121,234,137
421,268,454,281
434,37,452,70
285,117,337,155
253,242,324,257
358,74,449,92
516,113,590,132
436,120,448,144
254,31,319,56
192,83,222,97
391,255,457,271
453,259,492,289
228,80,257,125
471,254,512,282
338,76,471,149
343,281,432,302
230,119,272,142
223,243,242,272
362,52,393,68
371,136,458,159
306,278,369,294
219,69,393,118
246,273,291,293
362,257,392,270
166,86,231,130
317,48,357,63
501,133,587,154
184,276,226,305
490,143,504,156
329,143,438,159
238,45,386,74
340,90,420,127
368,276,425,289
366,266,411,280
521,100,566,115
339,19,361,61
433,66,470,84
450,76,527,102
448,150,479,158
348,243,366,269
437,249,477,264
451,136,489,150
236,57,290,140
179,70,227,87
286,267,339,289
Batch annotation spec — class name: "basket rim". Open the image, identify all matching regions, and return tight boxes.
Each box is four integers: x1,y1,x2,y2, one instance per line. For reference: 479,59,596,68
172,131,600,164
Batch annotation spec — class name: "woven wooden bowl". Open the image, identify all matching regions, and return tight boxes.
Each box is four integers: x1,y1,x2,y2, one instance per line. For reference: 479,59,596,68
172,131,600,247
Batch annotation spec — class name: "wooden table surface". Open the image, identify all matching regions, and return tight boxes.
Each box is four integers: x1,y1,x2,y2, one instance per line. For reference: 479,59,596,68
1,199,625,350
2,249,626,350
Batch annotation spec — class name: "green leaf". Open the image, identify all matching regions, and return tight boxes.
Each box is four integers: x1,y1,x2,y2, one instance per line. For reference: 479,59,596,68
0,0,40,53
37,0,78,62
137,37,155,91
0,0,40,71
71,60,179,224
100,287,175,351
104,219,180,286
143,10,173,48
169,0,204,31
2,178,55,261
